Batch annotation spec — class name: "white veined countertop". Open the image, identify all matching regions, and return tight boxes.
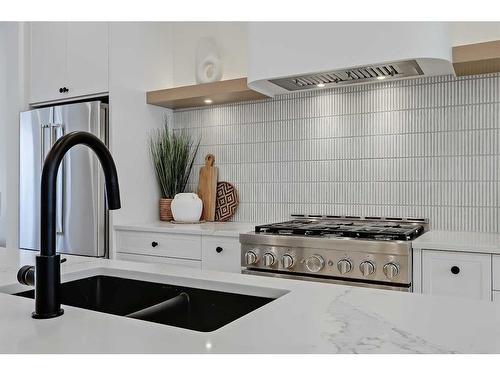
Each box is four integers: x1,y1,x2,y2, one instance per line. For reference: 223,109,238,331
114,221,256,238
412,231,500,254
1,247,500,353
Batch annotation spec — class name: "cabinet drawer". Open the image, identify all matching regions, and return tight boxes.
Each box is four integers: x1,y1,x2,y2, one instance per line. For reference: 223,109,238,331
116,252,201,269
202,236,241,273
422,250,491,301
493,255,500,290
116,230,201,260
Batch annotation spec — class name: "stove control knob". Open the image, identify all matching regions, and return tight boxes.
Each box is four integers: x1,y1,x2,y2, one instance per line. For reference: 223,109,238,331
360,261,375,276
337,259,352,275
305,255,325,273
281,254,294,269
263,252,276,267
245,251,258,265
383,262,399,280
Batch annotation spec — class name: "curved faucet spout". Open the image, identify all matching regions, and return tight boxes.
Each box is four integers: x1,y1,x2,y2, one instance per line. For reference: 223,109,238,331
19,130,121,319
41,131,121,257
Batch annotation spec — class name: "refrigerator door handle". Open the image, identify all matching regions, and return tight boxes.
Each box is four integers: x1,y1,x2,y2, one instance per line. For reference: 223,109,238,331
50,123,65,235
40,124,50,170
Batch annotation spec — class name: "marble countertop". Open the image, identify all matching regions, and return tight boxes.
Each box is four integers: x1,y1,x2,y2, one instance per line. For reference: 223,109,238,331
413,231,500,254
114,221,256,238
1,247,500,353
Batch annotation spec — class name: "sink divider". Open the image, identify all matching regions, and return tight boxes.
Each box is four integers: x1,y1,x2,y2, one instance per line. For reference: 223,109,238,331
126,292,190,320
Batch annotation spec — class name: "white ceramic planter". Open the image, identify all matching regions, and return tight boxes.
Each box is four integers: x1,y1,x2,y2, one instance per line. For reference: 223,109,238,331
171,193,203,222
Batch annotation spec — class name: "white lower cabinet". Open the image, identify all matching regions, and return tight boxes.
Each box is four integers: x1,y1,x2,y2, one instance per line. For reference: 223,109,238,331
202,236,241,273
115,229,241,273
421,250,491,301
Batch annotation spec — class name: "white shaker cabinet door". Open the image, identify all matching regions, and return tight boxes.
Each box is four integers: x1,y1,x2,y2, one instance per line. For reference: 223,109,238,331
30,22,109,104
66,22,109,98
422,250,491,301
202,236,241,273
30,22,68,103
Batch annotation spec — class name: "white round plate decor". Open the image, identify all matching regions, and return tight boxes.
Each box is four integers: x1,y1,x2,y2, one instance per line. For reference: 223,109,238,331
170,220,206,224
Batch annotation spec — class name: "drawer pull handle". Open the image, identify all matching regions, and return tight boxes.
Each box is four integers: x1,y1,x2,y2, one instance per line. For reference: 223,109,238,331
151,241,159,248
451,266,460,275
216,246,223,253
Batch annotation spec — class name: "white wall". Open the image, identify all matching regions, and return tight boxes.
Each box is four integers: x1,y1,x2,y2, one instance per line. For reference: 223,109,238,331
172,22,247,86
108,22,174,254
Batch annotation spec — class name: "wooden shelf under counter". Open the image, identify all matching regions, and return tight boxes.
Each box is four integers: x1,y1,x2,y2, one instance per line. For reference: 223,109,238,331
146,77,269,110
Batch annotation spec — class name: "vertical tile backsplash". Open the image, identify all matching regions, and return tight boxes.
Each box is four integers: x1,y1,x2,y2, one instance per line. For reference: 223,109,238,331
173,73,500,232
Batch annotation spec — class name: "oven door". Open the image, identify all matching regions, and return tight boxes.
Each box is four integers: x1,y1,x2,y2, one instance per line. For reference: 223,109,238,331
242,269,412,292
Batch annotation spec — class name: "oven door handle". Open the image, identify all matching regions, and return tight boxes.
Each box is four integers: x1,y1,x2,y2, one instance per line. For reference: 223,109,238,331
241,269,412,292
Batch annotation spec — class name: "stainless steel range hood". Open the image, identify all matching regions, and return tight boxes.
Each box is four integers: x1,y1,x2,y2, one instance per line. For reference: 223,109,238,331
248,22,455,97
270,60,424,91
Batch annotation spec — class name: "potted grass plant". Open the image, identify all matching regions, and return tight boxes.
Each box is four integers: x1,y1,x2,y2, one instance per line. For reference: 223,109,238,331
149,120,200,221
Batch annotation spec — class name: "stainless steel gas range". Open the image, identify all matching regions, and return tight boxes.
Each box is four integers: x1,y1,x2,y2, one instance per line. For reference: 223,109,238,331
240,215,428,291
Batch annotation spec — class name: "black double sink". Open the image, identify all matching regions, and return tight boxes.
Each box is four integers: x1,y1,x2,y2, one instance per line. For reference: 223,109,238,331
14,275,276,332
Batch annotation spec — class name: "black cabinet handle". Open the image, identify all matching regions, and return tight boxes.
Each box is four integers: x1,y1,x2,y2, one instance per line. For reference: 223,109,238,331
216,246,223,253
151,241,158,248
451,266,460,274
59,87,69,93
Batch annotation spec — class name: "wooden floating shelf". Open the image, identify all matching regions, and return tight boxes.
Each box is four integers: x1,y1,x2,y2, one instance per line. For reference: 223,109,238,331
453,40,500,76
146,77,270,110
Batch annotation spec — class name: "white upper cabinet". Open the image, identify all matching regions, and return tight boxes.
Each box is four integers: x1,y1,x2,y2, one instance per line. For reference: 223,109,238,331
30,22,109,104
65,23,109,99
30,23,67,103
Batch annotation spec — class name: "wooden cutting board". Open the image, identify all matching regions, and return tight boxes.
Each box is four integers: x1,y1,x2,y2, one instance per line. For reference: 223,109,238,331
197,154,218,222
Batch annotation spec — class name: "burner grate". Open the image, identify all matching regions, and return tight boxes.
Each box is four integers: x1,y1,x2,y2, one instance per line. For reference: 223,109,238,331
255,217,425,241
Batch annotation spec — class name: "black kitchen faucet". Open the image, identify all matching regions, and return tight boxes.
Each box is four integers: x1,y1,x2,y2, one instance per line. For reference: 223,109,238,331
17,131,121,319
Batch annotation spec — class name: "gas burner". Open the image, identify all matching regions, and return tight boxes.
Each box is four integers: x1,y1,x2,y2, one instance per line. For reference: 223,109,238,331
255,216,425,241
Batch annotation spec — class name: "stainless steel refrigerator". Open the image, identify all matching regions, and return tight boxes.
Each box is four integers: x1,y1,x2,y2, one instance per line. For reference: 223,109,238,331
19,101,109,257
